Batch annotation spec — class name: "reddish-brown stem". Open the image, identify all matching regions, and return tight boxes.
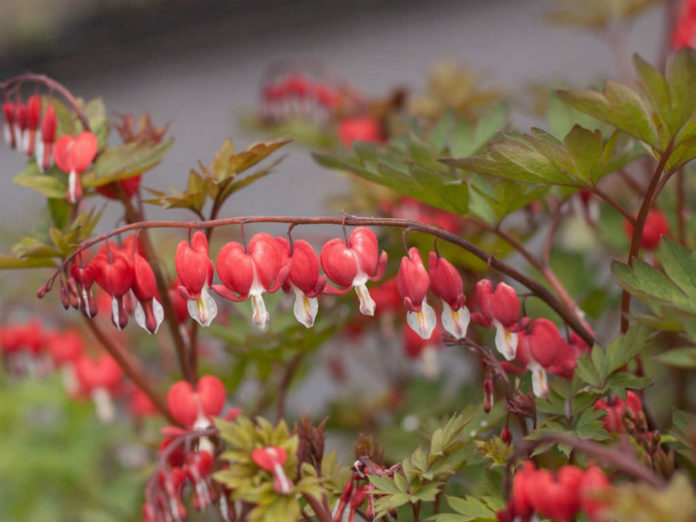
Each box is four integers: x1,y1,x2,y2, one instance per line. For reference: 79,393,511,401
1,73,91,131
505,433,665,498
303,493,333,522
620,141,674,333
83,317,176,424
276,352,305,421
42,214,595,347
676,169,686,245
592,186,635,224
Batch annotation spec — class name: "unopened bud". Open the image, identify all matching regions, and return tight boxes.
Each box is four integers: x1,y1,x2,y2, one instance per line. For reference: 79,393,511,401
483,378,494,413
36,284,49,299
501,426,511,444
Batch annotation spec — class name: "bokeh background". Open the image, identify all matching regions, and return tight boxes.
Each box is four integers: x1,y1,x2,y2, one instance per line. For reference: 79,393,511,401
0,1,668,520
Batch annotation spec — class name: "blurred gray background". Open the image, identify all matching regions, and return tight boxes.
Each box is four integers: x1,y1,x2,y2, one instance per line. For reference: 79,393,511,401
0,0,663,247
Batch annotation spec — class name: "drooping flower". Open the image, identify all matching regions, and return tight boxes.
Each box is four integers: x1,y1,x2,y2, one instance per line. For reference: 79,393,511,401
92,244,135,329
214,233,288,330
251,446,293,494
70,255,98,318
2,100,16,148
594,390,643,433
276,238,326,328
74,354,123,422
320,227,387,316
26,94,42,157
473,279,521,360
428,251,469,339
131,252,164,334
53,131,98,203
397,247,436,339
337,116,383,148
166,375,226,429
175,231,217,327
514,318,566,397
37,104,57,172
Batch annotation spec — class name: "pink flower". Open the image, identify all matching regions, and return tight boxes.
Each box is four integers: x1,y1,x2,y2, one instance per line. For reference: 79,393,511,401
175,232,217,326
214,233,288,330
276,238,326,328
320,227,387,316
397,247,436,339
429,252,469,339
251,446,293,494
473,279,521,360
53,131,98,204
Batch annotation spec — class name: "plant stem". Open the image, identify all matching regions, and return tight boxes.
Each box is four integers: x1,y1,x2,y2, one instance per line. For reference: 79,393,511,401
43,214,596,347
303,493,333,522
620,140,674,333
592,186,635,224
276,352,305,421
83,317,175,424
676,169,686,245
1,73,91,131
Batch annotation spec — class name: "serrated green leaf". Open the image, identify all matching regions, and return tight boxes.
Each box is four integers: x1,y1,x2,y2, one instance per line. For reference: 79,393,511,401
82,139,173,188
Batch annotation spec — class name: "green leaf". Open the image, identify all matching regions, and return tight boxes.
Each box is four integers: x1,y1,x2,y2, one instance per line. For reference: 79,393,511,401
654,347,696,368
558,81,659,148
446,495,498,521
563,125,603,183
82,139,173,188
13,164,67,199
0,255,56,269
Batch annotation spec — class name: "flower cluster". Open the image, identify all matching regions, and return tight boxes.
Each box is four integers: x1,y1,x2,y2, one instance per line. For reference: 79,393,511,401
2,95,56,170
0,320,159,422
145,376,239,522
594,390,643,433
63,235,165,334
260,74,345,123
2,95,99,203
499,461,610,522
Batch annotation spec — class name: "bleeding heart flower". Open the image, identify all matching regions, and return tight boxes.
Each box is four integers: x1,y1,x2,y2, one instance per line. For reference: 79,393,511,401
186,451,215,511
26,95,41,157
166,375,226,429
320,227,387,316
473,279,521,360
214,233,287,330
337,116,383,148
131,389,159,418
251,446,293,494
15,102,28,152
92,245,135,330
428,252,469,339
53,131,98,203
2,101,16,148
276,238,326,328
175,232,217,327
46,329,84,366
74,354,123,422
594,390,643,433
36,104,57,172
397,247,436,340
70,255,98,318
579,464,610,521
131,253,164,334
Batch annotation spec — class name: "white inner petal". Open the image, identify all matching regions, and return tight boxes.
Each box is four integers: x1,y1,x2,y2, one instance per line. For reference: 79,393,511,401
293,288,318,328
406,299,437,340
250,293,270,331
354,281,375,316
188,285,218,327
529,362,549,398
494,320,517,360
441,301,470,339
92,387,115,423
